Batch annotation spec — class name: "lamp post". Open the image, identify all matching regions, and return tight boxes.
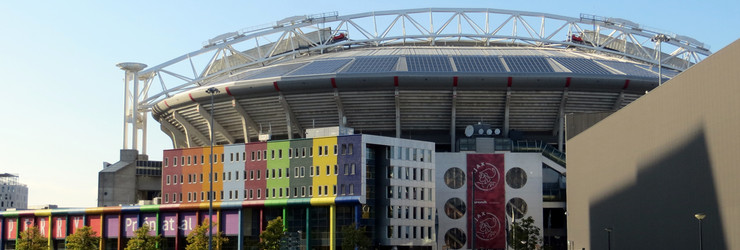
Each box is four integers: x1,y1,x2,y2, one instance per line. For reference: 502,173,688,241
604,228,612,250
206,87,220,250
694,213,706,250
651,34,670,85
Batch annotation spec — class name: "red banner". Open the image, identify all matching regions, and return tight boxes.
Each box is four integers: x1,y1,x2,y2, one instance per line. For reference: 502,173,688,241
467,154,506,249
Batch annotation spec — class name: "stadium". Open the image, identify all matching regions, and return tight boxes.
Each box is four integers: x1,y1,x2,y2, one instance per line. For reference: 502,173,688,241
4,8,712,250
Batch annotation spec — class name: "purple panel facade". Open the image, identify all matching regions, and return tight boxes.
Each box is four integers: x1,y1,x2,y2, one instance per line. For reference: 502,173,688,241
337,135,363,198
104,215,119,238
123,214,138,237
223,210,240,235
142,213,157,236
161,213,178,237
180,212,197,236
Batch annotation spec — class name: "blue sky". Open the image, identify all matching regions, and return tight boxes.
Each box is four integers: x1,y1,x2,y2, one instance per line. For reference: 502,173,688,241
0,1,737,207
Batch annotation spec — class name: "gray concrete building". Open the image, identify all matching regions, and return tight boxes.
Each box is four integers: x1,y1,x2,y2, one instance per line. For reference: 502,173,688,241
567,39,740,250
97,150,162,207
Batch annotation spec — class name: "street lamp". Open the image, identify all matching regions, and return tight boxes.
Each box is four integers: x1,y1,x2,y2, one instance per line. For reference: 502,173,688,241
651,34,670,85
604,228,613,250
694,213,706,250
206,87,220,250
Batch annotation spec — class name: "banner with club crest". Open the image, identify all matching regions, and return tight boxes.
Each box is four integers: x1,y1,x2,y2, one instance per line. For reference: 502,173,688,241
467,154,506,249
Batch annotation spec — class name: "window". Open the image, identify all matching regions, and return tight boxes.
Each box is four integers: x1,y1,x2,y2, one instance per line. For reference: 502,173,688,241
223,172,226,181
166,175,171,185
405,167,410,180
318,146,323,156
343,164,348,175
271,150,275,159
201,155,204,164
420,188,425,200
180,175,184,184
165,193,169,203
333,185,336,195
388,166,394,179
405,148,410,160
398,186,402,199
333,145,338,155
398,226,402,238
405,187,410,199
194,155,198,165
326,165,330,176
279,188,283,197
181,156,185,166
172,175,177,185
241,152,245,161
301,166,305,177
397,206,402,218
279,149,283,159
294,167,299,178
413,187,418,200
309,186,313,196
294,187,298,197
289,148,292,158
388,226,393,239
250,170,254,180
164,157,169,167
420,168,425,181
278,169,282,178
349,184,354,195
310,166,314,177
341,184,346,195
316,166,320,176
334,165,338,175
301,187,306,197
235,171,239,180
413,206,418,219
421,207,425,220
257,170,261,179
249,189,253,199
398,167,403,179
348,144,353,155
342,144,347,155
302,147,307,157
388,206,394,218
179,193,182,202
350,164,356,175
215,172,218,182
387,186,393,198
251,151,255,161
173,157,178,166
221,153,225,163
257,189,261,198
309,147,313,157
230,153,234,162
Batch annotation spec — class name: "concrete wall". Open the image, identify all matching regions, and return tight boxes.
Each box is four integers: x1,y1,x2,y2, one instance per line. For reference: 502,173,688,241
567,40,740,250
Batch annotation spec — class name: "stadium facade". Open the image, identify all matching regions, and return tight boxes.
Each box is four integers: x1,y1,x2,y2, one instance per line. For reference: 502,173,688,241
2,8,710,250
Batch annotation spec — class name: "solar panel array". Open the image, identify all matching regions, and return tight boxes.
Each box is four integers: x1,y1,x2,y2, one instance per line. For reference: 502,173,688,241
453,56,507,73
596,60,656,78
406,56,453,72
342,57,398,73
287,59,352,76
503,56,554,73
245,63,307,79
553,57,611,75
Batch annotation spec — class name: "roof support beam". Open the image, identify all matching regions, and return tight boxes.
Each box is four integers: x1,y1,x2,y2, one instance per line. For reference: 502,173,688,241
197,104,235,144
612,91,625,111
160,119,188,149
503,87,511,138
554,87,569,151
173,112,208,147
333,79,346,126
450,85,458,149
278,92,304,139
232,98,259,143
395,86,401,138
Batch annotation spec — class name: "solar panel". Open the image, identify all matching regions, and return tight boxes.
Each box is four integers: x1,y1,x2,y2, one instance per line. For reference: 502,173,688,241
245,63,307,79
453,56,506,73
342,57,398,73
596,60,657,78
406,56,453,72
288,59,352,76
503,56,554,73
553,57,611,75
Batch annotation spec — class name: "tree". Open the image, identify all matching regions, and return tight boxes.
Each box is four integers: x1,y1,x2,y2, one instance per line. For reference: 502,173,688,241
66,226,100,250
16,226,47,250
341,223,371,250
258,217,285,250
508,216,542,250
125,224,163,250
186,219,229,250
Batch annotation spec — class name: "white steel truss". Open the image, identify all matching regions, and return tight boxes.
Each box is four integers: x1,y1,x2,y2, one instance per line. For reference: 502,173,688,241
120,8,712,150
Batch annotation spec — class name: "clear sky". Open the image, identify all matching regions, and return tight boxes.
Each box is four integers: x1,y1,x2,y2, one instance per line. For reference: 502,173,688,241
0,1,737,208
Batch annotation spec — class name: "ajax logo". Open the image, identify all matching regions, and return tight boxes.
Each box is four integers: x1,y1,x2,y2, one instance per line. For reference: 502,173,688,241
473,162,501,191
475,212,502,241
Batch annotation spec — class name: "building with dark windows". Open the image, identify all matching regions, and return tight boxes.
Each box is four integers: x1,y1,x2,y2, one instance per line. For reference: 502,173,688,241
97,150,162,207
0,174,28,211
4,8,712,250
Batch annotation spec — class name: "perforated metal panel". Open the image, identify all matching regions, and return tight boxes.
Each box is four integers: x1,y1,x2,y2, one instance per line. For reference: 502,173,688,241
504,56,554,73
245,63,307,79
406,56,452,72
597,60,656,77
453,56,506,73
342,57,398,73
288,59,352,76
553,57,611,75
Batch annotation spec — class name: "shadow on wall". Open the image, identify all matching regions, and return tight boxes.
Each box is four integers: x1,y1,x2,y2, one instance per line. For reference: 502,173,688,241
589,127,726,250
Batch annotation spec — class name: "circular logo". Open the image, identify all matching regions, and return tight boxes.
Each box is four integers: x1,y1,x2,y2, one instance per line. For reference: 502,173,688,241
474,162,501,191
475,212,502,241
